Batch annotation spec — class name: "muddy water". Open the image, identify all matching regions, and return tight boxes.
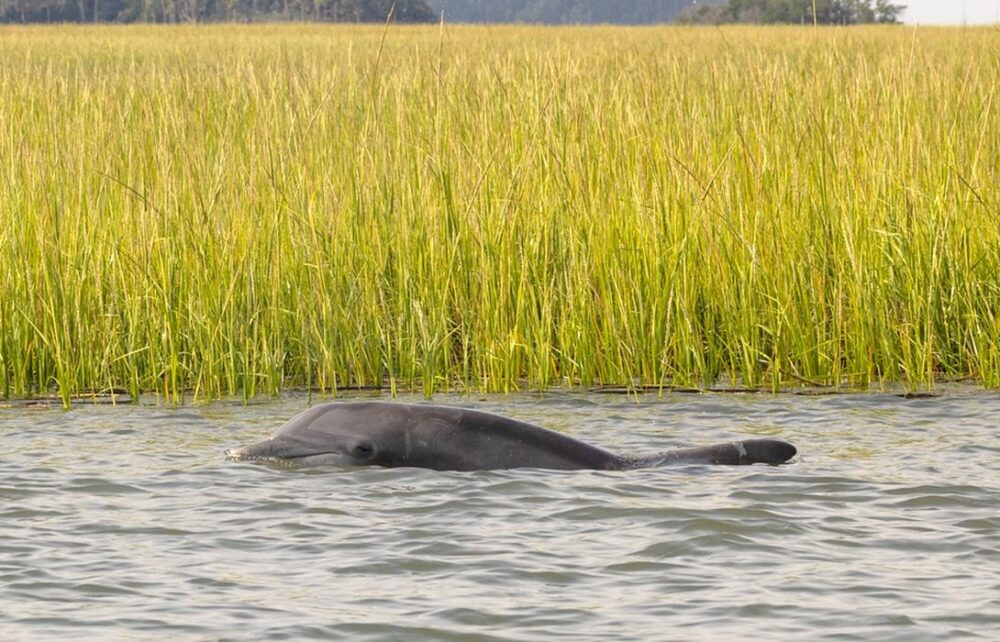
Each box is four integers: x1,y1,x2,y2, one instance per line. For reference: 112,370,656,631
2,390,999,641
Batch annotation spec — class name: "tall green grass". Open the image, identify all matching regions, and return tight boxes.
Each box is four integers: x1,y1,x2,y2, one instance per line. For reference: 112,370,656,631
1,24,998,402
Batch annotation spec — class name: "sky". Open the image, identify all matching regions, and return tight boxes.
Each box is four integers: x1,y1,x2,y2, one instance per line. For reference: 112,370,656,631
902,0,1000,25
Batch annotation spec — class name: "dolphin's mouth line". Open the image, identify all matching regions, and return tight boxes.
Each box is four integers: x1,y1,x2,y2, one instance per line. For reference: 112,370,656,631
284,451,341,461
225,447,342,462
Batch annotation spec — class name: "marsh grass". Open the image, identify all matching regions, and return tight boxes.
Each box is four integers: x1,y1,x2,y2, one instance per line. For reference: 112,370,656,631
1,24,998,402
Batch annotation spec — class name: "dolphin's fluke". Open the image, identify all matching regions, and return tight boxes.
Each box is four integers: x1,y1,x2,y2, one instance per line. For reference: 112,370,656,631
739,438,797,464
631,438,797,467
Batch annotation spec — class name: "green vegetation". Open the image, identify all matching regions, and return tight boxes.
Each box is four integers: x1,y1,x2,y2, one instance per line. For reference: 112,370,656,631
677,0,903,25
1,24,998,403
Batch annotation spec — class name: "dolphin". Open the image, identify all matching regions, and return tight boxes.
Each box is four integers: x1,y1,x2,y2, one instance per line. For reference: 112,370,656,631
226,402,796,471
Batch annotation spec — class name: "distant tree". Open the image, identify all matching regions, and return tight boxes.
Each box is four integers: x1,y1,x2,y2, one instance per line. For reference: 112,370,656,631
872,0,903,22
426,0,708,25
0,0,434,22
0,0,76,21
676,0,904,24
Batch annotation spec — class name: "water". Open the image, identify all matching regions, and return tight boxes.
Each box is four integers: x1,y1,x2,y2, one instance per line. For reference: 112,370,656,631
2,390,999,641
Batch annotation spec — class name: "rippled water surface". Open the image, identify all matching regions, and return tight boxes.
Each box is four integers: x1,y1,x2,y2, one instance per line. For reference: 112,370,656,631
2,391,999,641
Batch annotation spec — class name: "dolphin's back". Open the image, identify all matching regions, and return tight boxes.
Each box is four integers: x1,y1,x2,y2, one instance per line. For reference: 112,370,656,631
393,406,622,471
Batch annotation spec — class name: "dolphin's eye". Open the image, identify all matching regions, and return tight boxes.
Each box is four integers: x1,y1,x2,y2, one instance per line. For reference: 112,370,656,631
351,441,376,460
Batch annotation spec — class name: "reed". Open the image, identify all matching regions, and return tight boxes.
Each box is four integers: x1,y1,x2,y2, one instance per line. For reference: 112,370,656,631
1,24,997,402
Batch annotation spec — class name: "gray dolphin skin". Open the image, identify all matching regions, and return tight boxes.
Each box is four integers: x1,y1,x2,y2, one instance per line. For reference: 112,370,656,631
226,401,796,471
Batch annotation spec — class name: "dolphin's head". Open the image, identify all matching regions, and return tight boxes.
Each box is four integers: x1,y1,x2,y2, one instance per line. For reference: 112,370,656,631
226,403,399,467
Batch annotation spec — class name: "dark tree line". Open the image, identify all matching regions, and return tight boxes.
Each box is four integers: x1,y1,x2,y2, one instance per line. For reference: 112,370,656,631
426,0,703,24
676,0,905,24
1,0,709,23
0,0,435,23
1,0,905,25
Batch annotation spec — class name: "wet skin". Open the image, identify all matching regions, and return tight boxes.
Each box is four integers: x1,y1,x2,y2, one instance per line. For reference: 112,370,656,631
227,402,797,471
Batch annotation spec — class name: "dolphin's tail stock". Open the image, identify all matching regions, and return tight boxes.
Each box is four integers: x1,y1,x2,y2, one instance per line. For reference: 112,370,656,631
632,438,797,468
